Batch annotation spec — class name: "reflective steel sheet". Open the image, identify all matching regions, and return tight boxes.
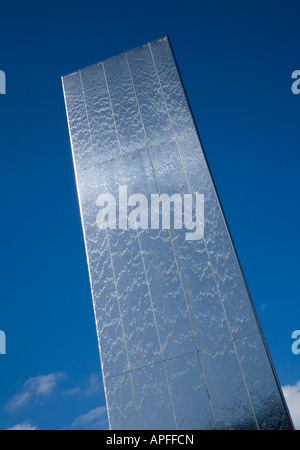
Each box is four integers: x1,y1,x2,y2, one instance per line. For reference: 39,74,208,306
62,36,293,430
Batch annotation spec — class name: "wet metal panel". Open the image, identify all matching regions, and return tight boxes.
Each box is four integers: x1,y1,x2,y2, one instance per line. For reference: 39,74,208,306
62,36,293,430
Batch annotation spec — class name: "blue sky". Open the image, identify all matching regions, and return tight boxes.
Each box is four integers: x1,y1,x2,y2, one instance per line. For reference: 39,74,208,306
0,0,299,430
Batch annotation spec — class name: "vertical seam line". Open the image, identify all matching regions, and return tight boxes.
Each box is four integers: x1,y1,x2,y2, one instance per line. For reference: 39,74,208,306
148,42,259,430
102,61,178,430
79,69,140,430
125,52,217,429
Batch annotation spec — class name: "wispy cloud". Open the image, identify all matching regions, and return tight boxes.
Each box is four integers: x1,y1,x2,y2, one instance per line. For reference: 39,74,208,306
282,381,300,430
64,373,101,397
4,372,67,412
7,421,38,430
72,406,107,430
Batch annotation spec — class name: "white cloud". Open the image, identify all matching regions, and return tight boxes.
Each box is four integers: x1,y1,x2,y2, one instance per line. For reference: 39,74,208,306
64,373,101,397
72,406,107,429
83,373,102,396
7,421,38,430
282,381,300,430
5,372,67,412
63,387,80,396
